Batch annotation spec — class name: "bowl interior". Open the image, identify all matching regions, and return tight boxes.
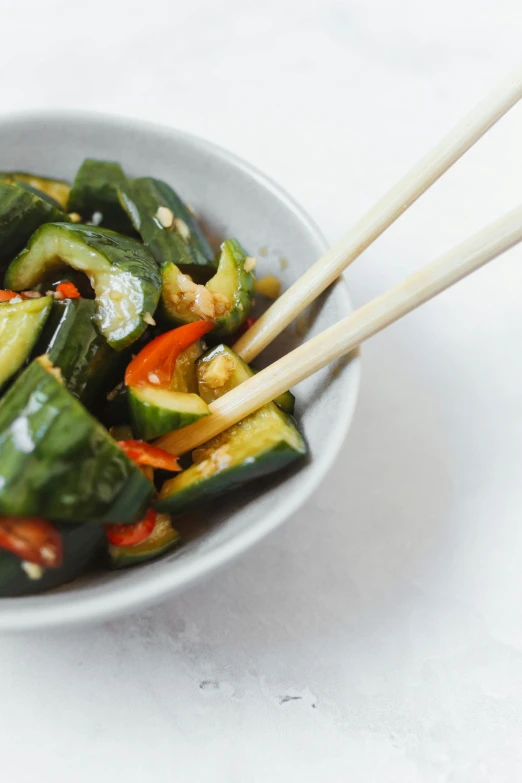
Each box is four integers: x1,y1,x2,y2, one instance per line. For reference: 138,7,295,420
0,112,360,629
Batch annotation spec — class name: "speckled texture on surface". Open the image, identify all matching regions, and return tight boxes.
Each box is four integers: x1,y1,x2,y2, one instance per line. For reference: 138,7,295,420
2,0,522,780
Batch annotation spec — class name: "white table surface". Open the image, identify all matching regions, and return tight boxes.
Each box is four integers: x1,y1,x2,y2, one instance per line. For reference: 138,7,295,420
2,1,522,780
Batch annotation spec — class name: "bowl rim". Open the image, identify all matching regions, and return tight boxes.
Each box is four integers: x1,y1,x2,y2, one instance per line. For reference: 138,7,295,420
0,110,361,630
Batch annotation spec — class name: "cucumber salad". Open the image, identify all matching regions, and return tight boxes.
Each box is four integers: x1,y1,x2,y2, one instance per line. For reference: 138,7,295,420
0,161,306,596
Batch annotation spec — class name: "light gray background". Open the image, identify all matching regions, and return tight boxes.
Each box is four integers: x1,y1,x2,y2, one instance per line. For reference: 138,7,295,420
1,1,522,780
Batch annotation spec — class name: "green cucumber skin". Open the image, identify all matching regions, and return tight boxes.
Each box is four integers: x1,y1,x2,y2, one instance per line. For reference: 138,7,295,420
0,297,52,391
5,223,161,351
3,179,63,210
0,360,153,523
119,177,215,269
273,389,295,415
0,172,70,209
0,182,67,270
0,522,105,597
67,159,135,234
33,299,123,410
155,442,300,514
128,387,209,441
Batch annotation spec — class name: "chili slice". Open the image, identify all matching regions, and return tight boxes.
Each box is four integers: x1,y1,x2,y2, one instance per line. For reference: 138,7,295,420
0,517,63,568
0,290,26,302
105,508,157,547
118,440,181,472
56,281,81,299
125,321,215,387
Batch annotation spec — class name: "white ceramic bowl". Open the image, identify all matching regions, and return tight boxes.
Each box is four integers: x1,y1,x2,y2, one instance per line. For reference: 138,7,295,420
0,112,361,630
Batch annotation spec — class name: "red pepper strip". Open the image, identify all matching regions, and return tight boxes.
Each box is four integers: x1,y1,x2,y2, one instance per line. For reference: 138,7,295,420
0,517,63,568
56,282,81,299
105,508,157,547
118,440,181,472
125,321,215,387
0,290,26,302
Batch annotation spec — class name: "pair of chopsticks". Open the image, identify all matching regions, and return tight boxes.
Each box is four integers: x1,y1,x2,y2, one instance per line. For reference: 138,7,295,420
157,62,522,456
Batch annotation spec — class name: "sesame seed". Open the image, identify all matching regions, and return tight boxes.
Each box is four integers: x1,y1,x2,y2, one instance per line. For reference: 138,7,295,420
68,212,82,223
21,561,44,580
174,218,191,240
148,373,161,385
156,206,174,228
143,311,156,326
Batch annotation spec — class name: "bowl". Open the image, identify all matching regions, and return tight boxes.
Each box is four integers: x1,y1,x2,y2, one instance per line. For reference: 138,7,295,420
0,111,361,630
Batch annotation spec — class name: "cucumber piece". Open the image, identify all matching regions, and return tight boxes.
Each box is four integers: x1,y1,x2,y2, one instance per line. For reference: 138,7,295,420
0,296,52,391
2,179,63,210
249,367,295,414
156,345,307,513
67,159,135,234
119,177,215,269
0,181,67,271
273,387,296,415
170,340,204,393
0,522,104,597
104,341,206,432
5,223,161,350
161,239,255,337
129,384,210,441
108,512,180,569
0,358,153,523
33,298,121,409
0,172,70,209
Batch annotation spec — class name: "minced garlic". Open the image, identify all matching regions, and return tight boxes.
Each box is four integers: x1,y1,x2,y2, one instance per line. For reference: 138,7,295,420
156,206,174,228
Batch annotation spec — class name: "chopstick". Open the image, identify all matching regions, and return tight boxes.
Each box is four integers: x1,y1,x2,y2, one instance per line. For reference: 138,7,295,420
233,62,522,364
157,203,522,456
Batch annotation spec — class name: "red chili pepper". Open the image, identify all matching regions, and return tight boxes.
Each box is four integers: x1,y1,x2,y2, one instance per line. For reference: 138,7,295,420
0,290,26,302
0,517,63,568
125,321,215,387
105,508,157,547
56,282,81,299
118,440,181,471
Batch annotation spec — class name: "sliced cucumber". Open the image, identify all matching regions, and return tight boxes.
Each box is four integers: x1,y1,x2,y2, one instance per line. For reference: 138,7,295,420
0,358,153,523
161,239,255,337
3,179,63,210
0,296,52,391
108,512,180,569
0,181,67,270
67,159,135,234
156,345,306,513
128,385,210,441
170,340,204,393
0,172,70,209
273,387,296,415
33,298,122,409
118,177,215,269
5,223,161,350
0,522,104,597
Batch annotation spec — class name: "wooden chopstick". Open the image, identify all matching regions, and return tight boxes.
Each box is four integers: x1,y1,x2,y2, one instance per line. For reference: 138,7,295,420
233,62,522,364
157,203,522,456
